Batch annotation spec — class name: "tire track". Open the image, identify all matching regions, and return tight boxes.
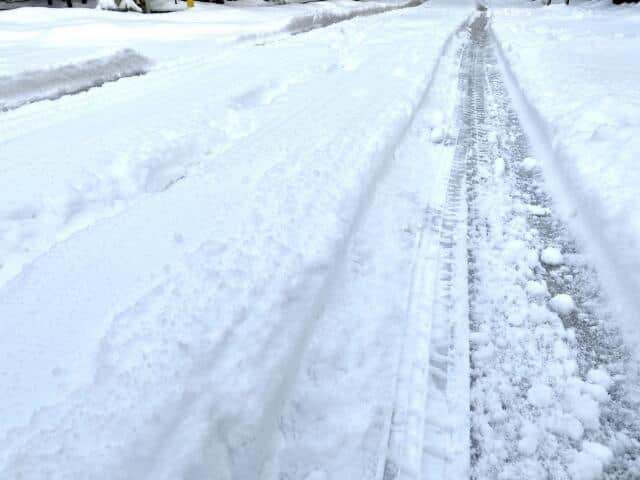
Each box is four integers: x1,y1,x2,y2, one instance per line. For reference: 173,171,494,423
467,12,640,479
379,19,471,480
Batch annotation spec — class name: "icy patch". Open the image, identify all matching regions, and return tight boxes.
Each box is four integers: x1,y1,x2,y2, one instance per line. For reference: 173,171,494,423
549,294,576,316
0,49,152,112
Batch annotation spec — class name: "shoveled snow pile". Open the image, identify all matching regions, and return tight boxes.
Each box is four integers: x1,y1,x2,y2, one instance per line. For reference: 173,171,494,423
0,49,151,111
492,2,640,354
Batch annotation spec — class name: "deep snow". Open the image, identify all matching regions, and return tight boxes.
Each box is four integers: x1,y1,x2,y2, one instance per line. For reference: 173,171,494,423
0,2,472,478
1,0,640,478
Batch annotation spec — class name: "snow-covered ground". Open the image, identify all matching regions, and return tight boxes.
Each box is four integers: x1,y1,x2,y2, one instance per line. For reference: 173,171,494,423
1,0,640,478
0,0,420,76
491,0,640,356
0,1,472,478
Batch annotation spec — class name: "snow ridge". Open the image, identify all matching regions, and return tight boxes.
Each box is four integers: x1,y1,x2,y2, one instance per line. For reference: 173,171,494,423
0,49,152,111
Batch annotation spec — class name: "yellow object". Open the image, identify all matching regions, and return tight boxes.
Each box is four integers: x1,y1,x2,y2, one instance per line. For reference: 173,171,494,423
187,0,194,7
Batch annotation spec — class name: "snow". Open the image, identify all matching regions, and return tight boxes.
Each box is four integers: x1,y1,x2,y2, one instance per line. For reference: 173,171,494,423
0,0,421,77
492,0,640,354
540,246,563,266
0,1,473,478
0,48,151,111
2,0,639,478
525,280,548,299
430,125,445,143
587,368,613,391
527,383,554,408
520,156,539,172
548,293,576,316
569,442,613,480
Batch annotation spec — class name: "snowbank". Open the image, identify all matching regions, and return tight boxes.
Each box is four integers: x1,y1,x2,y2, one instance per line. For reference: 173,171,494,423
492,2,640,353
0,49,151,111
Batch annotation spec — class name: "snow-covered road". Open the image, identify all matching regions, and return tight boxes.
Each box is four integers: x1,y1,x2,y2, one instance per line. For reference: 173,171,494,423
1,0,639,479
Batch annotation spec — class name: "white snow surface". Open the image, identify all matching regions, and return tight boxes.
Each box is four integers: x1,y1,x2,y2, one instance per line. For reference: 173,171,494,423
0,2,472,478
491,1,640,354
0,0,422,77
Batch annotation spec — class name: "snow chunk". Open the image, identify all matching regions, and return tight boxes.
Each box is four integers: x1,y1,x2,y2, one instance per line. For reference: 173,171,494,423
583,441,614,467
525,280,548,299
587,368,613,391
582,382,609,403
549,412,584,441
494,157,505,176
470,330,491,346
527,204,550,216
569,442,613,480
527,383,553,408
566,380,600,430
430,126,445,144
569,450,604,480
517,421,539,456
540,247,563,266
549,294,576,316
521,156,539,172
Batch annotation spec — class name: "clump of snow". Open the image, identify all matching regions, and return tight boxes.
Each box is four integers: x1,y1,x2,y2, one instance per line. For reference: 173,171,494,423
494,156,505,176
470,330,491,346
548,412,584,441
540,246,563,266
527,204,550,216
549,294,576,316
527,383,554,408
525,280,548,299
520,156,539,172
517,421,539,456
568,441,613,480
564,378,601,431
430,126,445,144
581,382,609,403
587,368,613,391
